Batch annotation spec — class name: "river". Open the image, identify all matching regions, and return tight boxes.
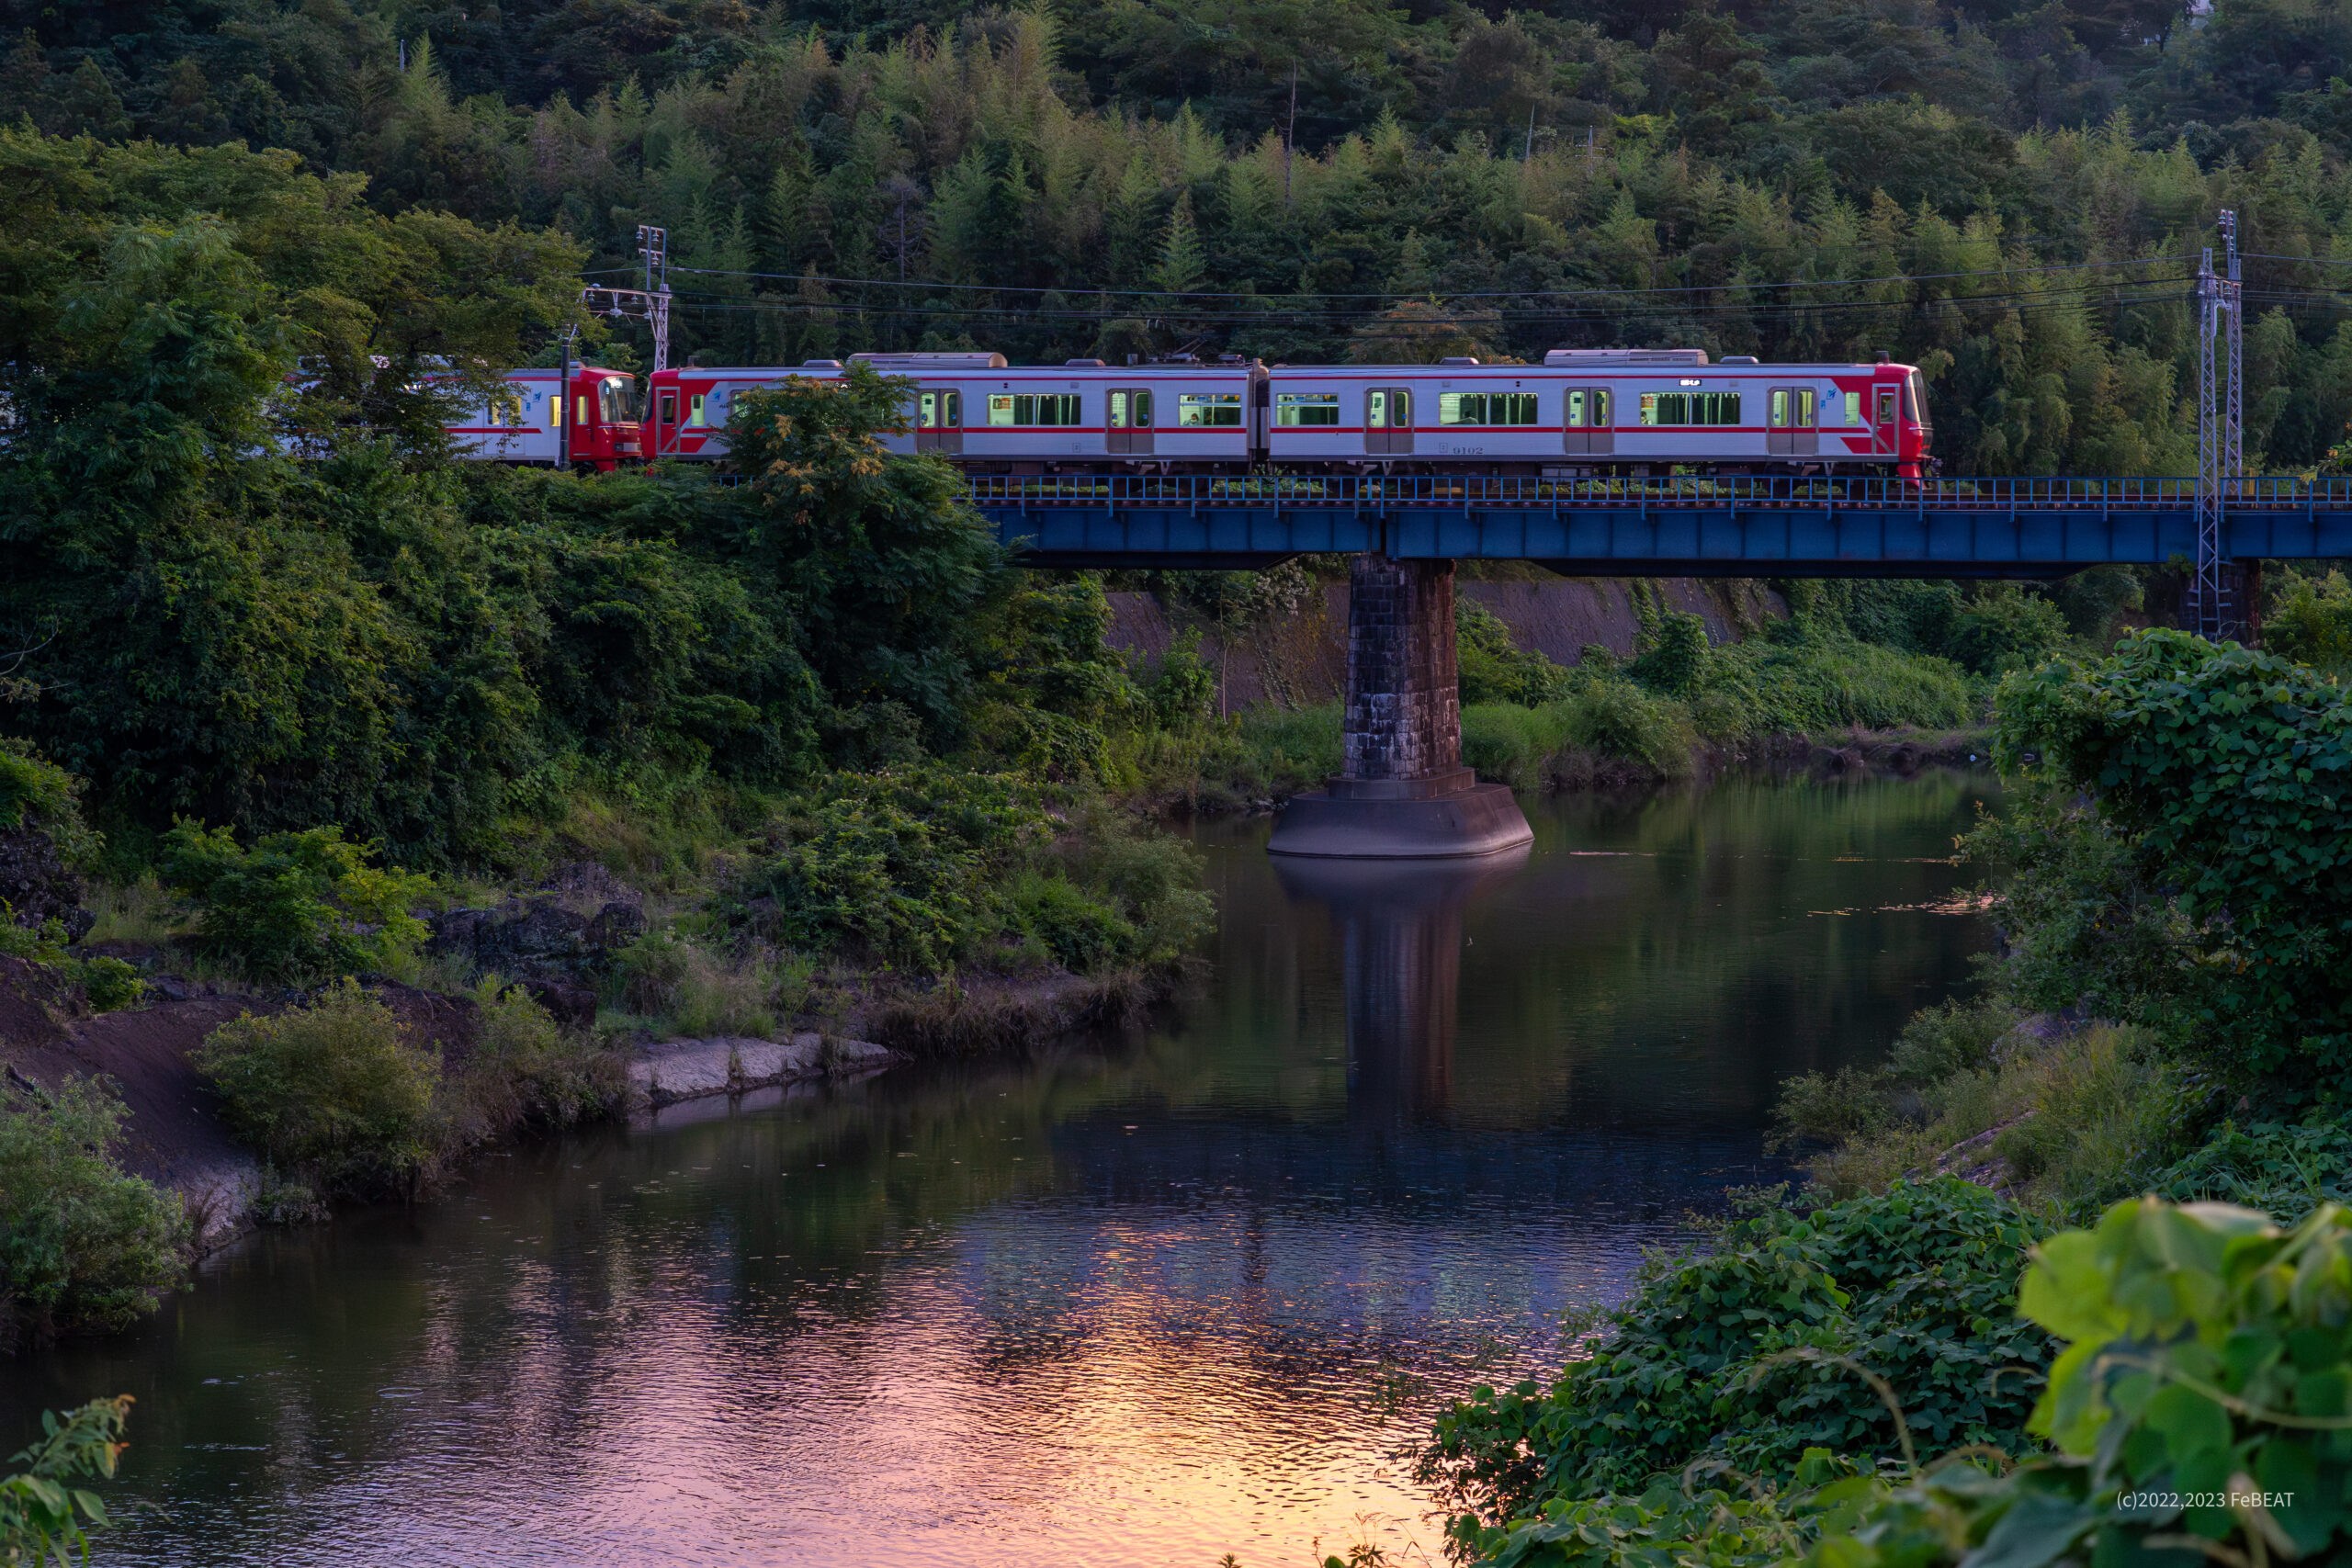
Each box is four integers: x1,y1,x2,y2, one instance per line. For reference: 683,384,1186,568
8,772,2000,1567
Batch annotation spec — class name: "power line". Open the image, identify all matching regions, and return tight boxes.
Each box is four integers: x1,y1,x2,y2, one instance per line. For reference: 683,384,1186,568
665,254,2187,306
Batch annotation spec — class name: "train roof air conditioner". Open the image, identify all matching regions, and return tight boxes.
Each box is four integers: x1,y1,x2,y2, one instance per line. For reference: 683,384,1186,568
1543,348,1711,367
849,352,1011,370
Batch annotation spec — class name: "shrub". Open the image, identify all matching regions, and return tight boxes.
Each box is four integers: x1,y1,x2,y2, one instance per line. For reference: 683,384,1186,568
1628,609,1712,697
2265,566,2352,669
1145,629,1218,726
449,979,623,1134
194,981,442,1198
161,822,433,984
1941,583,2071,675
0,738,98,868
0,915,142,1012
0,1078,187,1348
1419,1180,2052,1548
1464,1198,2352,1568
607,930,786,1037
727,768,1057,971
1995,629,2352,1089
1012,873,1141,972
1458,598,1572,706
1564,680,1697,772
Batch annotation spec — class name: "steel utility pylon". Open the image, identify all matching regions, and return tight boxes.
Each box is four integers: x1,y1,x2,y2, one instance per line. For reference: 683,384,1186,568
2191,210,2245,639
578,224,673,373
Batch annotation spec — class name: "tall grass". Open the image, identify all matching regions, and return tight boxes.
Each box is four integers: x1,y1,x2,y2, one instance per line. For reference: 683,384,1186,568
1108,700,1342,811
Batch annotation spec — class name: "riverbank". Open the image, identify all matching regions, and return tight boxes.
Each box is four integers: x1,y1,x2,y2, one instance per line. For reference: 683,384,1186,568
0,774,2000,1565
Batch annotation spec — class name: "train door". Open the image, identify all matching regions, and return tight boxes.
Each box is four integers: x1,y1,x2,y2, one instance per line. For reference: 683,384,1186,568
1366,388,1413,456
1768,388,1817,457
1107,388,1153,456
571,377,595,467
654,388,679,456
1872,383,1899,457
917,389,964,454
1563,387,1612,456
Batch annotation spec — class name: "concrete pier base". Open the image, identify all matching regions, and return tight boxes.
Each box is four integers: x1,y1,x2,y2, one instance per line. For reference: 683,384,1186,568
1266,781,1533,858
1268,553,1532,859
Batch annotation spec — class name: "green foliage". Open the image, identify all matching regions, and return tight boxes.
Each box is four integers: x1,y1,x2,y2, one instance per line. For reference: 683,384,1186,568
607,931,789,1038
727,365,1008,750
70,959,141,1014
1458,599,1572,707
2263,566,2352,671
0,740,79,842
1629,611,1713,699
2016,1197,2352,1562
1701,634,1977,739
0,1078,187,1347
1419,1181,2052,1550
1461,703,1582,789
1994,628,2352,1088
194,980,442,1198
724,768,1206,977
1012,873,1142,973
1144,630,1218,727
1565,681,1702,773
728,769,1057,972
1940,586,2074,678
1,1396,131,1567
1451,1199,2352,1568
2151,1120,2352,1222
449,979,623,1134
161,822,432,984
0,914,145,1015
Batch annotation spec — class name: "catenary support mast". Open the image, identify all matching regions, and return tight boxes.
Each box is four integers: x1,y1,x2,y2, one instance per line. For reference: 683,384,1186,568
2190,209,2246,640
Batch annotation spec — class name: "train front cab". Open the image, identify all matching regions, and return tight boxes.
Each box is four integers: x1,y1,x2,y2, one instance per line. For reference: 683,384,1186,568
562,366,643,471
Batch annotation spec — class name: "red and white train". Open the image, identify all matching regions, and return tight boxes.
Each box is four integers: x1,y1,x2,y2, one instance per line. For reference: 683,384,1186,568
443,363,646,470
447,348,1934,477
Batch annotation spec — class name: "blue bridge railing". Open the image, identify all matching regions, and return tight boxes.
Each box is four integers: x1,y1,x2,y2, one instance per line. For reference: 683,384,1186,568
964,475,2352,570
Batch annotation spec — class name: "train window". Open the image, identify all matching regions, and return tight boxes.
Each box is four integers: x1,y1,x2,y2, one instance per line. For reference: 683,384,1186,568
1907,371,1931,431
1178,393,1243,427
1876,389,1897,424
1109,389,1158,428
686,393,705,428
1842,391,1862,425
599,377,636,422
1638,391,1742,425
1439,392,1538,425
988,393,1083,426
658,392,677,426
1275,393,1340,426
578,394,593,425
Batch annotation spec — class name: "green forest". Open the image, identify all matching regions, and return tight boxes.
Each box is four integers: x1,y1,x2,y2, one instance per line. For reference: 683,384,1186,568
8,0,2352,469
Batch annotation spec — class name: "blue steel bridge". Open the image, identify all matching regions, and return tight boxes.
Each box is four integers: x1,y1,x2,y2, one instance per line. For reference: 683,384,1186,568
968,474,2352,574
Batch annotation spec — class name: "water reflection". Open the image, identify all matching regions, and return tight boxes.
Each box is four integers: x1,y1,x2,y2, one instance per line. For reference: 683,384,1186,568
6,774,2000,1567
1274,849,1531,1124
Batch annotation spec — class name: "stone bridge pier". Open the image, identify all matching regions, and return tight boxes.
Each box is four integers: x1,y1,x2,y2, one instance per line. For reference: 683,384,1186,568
1267,554,1534,859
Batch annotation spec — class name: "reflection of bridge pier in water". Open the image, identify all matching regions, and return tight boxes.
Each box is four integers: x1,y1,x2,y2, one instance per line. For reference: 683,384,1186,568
1273,849,1529,1122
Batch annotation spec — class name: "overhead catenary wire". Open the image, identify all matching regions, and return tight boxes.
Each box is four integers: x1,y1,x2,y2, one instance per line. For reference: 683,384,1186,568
662,254,2188,306
643,277,2202,334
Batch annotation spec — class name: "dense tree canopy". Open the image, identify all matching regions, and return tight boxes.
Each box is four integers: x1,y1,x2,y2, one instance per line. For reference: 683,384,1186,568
8,0,2352,470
